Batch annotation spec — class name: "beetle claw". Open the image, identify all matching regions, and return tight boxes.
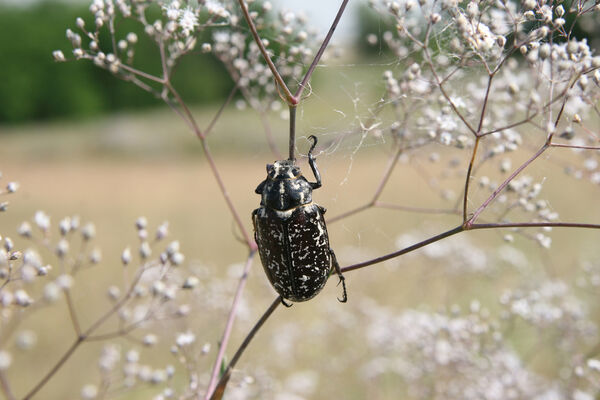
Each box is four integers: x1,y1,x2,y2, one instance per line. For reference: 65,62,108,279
336,276,347,303
281,297,293,308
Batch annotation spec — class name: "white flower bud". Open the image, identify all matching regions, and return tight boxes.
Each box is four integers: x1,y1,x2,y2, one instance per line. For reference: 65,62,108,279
17,222,32,238
156,222,169,240
89,248,102,264
16,330,37,350
15,289,33,307
81,384,98,400
555,5,564,17
182,276,199,289
56,239,69,257
82,222,96,240
143,334,158,347
140,242,151,259
170,252,184,266
121,247,131,265
76,17,86,29
6,182,19,193
126,32,138,44
59,217,71,236
166,241,179,256
201,43,212,53
135,216,147,230
107,285,121,300
34,211,51,232
53,50,66,62
0,351,12,370
56,274,74,290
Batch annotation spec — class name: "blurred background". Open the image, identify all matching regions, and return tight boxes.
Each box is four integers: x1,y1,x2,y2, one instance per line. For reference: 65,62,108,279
2,1,600,399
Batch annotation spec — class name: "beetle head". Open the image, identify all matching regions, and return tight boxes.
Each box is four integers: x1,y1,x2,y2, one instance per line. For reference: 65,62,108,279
267,160,301,180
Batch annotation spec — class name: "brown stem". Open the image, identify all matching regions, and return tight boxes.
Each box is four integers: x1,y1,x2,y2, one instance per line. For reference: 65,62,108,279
0,371,15,400
341,225,466,273
463,137,481,222
469,222,600,230
165,82,255,249
204,251,256,400
289,105,297,161
294,0,350,100
236,0,295,104
22,336,85,400
467,143,549,225
208,296,281,400
205,84,239,137
63,290,82,336
550,142,600,150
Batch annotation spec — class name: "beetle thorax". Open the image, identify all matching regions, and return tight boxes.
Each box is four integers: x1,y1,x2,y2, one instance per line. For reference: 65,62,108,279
260,160,313,211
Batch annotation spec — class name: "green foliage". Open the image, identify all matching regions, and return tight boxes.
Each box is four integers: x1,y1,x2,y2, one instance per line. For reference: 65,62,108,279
0,1,233,124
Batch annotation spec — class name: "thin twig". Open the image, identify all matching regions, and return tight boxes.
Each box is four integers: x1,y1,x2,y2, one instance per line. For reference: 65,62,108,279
341,225,466,273
550,142,600,150
463,137,481,222
208,296,281,400
0,371,15,400
204,251,256,400
467,143,549,225
289,106,297,161
23,336,85,400
205,84,239,137
469,222,600,230
294,0,350,100
236,0,295,104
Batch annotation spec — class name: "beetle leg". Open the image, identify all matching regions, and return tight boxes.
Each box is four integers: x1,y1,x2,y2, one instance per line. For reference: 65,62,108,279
329,249,347,303
280,297,293,308
307,135,322,190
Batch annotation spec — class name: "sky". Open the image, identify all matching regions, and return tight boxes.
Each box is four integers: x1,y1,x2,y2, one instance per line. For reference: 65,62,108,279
272,0,360,41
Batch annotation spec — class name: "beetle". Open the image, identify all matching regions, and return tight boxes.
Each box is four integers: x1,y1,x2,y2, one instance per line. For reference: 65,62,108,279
252,135,347,306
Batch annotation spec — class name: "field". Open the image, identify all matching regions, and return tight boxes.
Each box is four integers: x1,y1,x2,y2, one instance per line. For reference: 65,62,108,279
1,96,600,400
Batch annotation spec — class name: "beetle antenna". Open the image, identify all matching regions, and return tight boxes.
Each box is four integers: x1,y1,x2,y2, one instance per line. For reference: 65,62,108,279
307,135,322,189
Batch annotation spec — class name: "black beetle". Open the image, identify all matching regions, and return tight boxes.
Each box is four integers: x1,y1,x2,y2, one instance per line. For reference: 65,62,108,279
252,135,347,306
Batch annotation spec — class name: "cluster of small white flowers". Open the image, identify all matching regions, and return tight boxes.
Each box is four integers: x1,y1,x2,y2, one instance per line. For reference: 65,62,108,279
395,232,492,274
363,0,600,223
54,0,234,78
358,300,551,399
213,5,317,113
82,345,176,398
476,175,557,248
500,279,596,345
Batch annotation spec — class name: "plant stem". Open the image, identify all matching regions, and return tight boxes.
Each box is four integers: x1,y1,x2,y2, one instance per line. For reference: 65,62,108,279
204,251,256,400
341,225,466,273
208,296,281,400
22,336,85,400
237,0,295,105
294,0,350,100
0,371,15,400
467,143,549,225
463,136,481,222
289,105,297,161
